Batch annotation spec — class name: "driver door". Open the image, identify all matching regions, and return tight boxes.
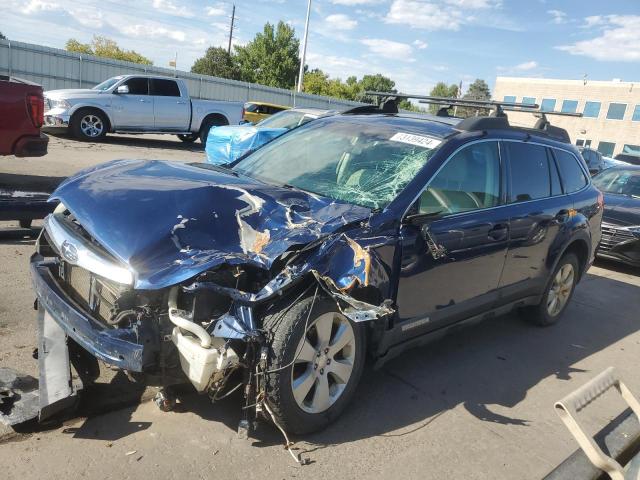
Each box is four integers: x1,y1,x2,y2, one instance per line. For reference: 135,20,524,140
395,140,510,334
111,77,154,130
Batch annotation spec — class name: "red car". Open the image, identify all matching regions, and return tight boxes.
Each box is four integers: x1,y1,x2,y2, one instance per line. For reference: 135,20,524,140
0,76,48,157
1,76,53,229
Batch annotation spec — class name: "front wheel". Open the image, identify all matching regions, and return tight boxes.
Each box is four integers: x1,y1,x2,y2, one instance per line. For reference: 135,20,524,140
522,253,579,326
71,109,108,141
263,294,366,434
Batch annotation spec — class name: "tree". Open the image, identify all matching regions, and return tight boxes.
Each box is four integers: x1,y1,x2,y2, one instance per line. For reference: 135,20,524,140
0,32,6,40
459,78,491,118
191,46,240,80
234,21,300,89
65,36,152,65
356,74,396,103
427,82,459,114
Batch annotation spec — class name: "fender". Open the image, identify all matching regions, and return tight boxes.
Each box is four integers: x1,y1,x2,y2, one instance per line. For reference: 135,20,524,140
191,108,231,133
546,214,593,281
67,102,115,131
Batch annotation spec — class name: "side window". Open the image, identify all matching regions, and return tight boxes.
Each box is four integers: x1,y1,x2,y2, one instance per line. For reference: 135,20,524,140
150,79,180,96
549,150,563,196
122,77,149,95
417,141,501,215
504,142,553,202
554,149,588,193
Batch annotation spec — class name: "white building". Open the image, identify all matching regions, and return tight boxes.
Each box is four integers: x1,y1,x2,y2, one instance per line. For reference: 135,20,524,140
493,76,640,158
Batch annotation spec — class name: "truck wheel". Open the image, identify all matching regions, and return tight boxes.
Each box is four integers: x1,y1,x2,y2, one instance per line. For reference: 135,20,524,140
522,253,579,326
262,294,366,434
199,116,228,147
71,109,108,141
177,133,198,143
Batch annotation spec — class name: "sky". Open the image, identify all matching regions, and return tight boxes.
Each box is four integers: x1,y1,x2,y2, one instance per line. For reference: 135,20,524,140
3,0,640,95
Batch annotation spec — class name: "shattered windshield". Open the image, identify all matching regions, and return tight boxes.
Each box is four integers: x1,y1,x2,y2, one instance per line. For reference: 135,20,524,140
232,118,442,209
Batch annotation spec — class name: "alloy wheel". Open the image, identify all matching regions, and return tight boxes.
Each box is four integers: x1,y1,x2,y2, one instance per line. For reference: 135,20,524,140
290,312,356,414
547,263,575,316
80,114,104,138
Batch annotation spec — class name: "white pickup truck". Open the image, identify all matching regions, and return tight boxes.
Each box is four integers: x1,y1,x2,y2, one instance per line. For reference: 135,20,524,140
43,74,244,145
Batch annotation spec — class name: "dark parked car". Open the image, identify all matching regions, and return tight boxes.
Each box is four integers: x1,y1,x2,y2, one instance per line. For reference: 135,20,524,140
614,153,640,166
580,147,605,176
593,166,640,267
29,100,602,437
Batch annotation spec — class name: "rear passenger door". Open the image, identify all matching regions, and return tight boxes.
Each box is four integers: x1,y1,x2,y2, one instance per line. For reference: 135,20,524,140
150,79,190,131
497,141,570,302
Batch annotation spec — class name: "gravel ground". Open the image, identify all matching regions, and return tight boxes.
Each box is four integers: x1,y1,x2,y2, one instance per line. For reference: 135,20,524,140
1,133,639,480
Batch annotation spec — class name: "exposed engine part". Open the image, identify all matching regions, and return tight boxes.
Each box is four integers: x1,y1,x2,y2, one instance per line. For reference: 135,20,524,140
167,287,212,348
154,388,176,412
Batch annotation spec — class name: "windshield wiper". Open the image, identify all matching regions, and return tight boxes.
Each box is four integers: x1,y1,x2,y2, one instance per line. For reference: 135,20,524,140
192,162,238,176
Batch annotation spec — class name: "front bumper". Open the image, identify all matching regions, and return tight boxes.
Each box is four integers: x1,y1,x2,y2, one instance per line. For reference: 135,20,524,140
30,255,145,372
42,111,70,130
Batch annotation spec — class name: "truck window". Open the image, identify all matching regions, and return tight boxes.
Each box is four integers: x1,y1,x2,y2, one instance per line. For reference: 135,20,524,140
150,79,181,97
122,77,149,95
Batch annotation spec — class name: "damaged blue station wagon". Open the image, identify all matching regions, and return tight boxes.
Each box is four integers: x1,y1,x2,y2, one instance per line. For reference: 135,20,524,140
30,95,602,439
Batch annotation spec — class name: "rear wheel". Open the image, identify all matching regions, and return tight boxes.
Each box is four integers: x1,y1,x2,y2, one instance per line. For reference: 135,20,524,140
199,116,228,147
71,109,108,141
177,133,198,143
522,253,579,326
263,294,365,434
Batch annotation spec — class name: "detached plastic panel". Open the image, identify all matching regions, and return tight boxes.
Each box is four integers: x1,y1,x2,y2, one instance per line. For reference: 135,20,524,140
205,126,287,165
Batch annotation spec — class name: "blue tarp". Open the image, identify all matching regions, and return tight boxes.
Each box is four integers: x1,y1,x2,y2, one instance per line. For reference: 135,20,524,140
205,126,287,165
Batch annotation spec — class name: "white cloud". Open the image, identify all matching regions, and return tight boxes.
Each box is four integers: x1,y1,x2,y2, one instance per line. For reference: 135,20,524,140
514,60,537,70
120,24,187,42
206,4,227,16
385,0,504,30
331,0,380,4
152,0,193,18
361,38,414,61
557,15,640,62
68,8,104,28
325,14,358,30
413,39,428,49
22,0,60,14
547,9,567,24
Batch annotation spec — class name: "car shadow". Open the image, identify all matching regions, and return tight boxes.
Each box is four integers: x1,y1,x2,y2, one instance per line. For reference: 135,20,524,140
49,132,205,153
594,257,639,276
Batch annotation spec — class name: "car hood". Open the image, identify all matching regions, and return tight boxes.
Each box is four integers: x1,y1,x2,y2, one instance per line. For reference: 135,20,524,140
45,89,100,98
50,160,372,289
603,193,640,226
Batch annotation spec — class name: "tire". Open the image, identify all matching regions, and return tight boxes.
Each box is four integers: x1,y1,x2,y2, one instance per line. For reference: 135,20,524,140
199,116,228,147
71,109,108,141
263,294,366,434
19,219,32,229
522,253,579,326
177,133,198,143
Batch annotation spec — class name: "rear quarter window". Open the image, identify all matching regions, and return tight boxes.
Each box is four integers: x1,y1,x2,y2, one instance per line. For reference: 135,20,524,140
554,149,589,193
150,79,180,96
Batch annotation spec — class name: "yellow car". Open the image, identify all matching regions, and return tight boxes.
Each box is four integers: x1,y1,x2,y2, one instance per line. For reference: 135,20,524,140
243,101,290,124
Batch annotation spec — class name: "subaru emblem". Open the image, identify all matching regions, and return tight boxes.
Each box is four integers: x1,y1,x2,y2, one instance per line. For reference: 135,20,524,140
60,240,79,263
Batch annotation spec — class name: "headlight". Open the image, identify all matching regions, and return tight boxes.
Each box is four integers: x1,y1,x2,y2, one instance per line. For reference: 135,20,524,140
624,226,640,236
49,98,71,109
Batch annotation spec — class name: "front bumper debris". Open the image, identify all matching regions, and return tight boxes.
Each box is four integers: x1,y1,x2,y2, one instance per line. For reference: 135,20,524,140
31,256,145,372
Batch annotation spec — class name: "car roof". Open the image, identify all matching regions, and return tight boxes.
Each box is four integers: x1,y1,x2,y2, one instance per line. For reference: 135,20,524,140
326,112,461,138
118,74,182,81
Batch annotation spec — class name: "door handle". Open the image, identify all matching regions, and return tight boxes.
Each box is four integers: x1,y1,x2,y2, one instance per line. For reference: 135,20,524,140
139,99,147,102
176,101,186,104
488,223,508,241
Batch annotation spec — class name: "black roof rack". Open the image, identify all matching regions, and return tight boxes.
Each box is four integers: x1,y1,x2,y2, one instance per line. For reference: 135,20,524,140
354,91,581,143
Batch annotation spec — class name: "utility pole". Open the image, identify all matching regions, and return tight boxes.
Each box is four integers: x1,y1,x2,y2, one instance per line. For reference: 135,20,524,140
227,3,236,55
296,0,311,92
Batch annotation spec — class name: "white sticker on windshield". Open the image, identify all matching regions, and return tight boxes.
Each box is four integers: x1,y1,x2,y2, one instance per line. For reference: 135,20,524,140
390,132,442,149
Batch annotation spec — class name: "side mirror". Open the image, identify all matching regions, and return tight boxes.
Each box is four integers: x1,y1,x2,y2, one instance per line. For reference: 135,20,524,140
115,85,129,94
403,211,443,226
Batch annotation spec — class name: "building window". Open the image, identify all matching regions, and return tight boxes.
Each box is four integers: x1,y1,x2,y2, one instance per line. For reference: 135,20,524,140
503,95,516,103
522,97,536,105
606,103,627,120
598,141,616,157
576,139,584,147
541,98,556,112
632,105,640,122
583,101,601,118
561,100,578,113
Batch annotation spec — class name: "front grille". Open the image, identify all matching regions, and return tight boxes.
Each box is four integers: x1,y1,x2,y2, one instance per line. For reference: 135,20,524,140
600,224,637,252
61,262,129,325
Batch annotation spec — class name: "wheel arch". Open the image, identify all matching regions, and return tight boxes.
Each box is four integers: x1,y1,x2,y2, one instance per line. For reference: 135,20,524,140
200,112,229,130
554,235,591,281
